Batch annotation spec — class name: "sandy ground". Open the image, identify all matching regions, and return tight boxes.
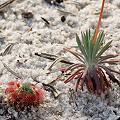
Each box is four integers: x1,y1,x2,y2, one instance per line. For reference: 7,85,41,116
0,0,120,120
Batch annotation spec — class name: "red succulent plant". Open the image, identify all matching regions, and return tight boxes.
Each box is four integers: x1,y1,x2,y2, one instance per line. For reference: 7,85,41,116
6,78,44,109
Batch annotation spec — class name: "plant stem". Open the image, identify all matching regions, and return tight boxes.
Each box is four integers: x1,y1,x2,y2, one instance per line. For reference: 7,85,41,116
94,0,105,46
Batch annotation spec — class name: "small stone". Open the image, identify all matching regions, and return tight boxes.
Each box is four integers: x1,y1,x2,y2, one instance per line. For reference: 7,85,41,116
8,107,13,114
56,0,63,3
22,12,33,19
0,109,3,115
25,40,32,45
13,111,18,118
61,16,66,22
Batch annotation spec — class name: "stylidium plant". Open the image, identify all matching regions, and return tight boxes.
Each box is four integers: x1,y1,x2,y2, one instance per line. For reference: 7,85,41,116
62,0,120,94
6,78,44,109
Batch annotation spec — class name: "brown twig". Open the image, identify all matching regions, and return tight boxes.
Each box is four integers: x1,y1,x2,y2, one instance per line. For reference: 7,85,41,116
35,53,73,65
3,62,22,79
0,0,15,10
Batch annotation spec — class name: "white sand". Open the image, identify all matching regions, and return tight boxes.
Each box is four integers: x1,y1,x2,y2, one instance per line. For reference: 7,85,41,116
0,0,120,120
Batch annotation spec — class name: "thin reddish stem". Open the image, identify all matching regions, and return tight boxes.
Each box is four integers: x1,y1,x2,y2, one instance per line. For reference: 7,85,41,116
94,0,105,46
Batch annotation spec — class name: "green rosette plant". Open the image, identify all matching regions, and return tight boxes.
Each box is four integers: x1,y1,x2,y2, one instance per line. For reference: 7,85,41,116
63,0,120,94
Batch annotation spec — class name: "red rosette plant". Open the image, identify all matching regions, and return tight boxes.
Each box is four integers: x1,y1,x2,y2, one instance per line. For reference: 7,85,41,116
6,78,44,109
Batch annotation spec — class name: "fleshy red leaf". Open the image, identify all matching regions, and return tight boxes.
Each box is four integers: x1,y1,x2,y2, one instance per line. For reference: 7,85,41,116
34,87,44,100
97,68,106,92
81,78,85,91
85,77,91,93
60,68,66,72
64,68,84,84
93,70,101,94
98,68,112,88
6,86,16,94
76,73,83,91
7,81,17,86
22,92,29,100
87,73,95,93
11,92,18,100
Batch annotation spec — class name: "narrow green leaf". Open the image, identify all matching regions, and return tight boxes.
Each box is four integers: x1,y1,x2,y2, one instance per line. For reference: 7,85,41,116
91,30,96,53
76,34,88,62
92,46,96,61
91,30,96,60
95,32,105,54
94,41,112,62
92,31,105,60
88,38,91,62
81,31,89,56
89,30,95,62
88,29,91,41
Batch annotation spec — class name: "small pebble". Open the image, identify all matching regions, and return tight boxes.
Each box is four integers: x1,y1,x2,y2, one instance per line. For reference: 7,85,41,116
61,16,66,22
25,40,33,45
13,111,18,118
56,0,63,3
45,0,63,4
22,12,33,19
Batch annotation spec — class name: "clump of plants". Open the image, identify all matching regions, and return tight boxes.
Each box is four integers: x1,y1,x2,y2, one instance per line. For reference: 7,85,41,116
62,0,120,94
6,78,44,109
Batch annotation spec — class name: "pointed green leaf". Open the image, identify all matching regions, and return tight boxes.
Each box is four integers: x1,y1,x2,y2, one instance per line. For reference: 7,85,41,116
88,29,91,41
94,41,112,62
89,30,95,62
81,31,89,56
95,31,105,54
76,34,88,62
92,31,105,60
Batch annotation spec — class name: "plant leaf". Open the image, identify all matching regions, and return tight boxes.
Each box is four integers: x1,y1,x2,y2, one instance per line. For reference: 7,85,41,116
64,48,85,63
85,77,92,93
76,73,83,91
76,34,88,62
70,64,85,71
64,68,84,83
81,31,89,56
98,67,112,88
97,54,118,64
101,60,119,64
96,68,105,92
87,72,94,93
92,32,105,60
94,40,112,62
93,69,101,94
89,30,95,61
81,78,85,91
65,63,81,72
99,65,120,74
99,66,120,86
